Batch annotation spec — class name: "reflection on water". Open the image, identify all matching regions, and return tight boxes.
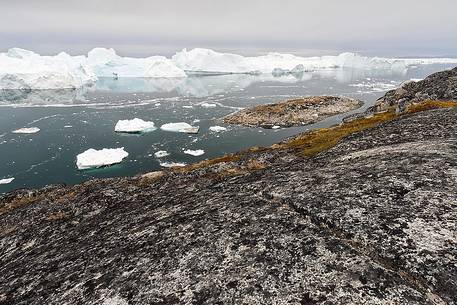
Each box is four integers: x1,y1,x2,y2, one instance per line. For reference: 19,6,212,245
0,63,454,193
0,67,411,106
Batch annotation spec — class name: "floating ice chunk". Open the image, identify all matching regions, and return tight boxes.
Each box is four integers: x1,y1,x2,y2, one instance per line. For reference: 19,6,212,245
209,126,227,132
272,68,289,76
114,118,156,133
160,122,199,134
0,177,14,185
12,127,40,134
183,149,205,156
200,102,217,108
160,161,186,168
76,147,129,170
154,150,170,158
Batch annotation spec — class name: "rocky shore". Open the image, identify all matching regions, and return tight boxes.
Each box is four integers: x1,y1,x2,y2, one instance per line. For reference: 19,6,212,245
370,66,457,113
223,96,362,128
1,69,457,304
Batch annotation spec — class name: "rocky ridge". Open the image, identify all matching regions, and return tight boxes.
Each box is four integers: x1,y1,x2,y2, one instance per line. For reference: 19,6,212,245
371,66,457,113
1,69,457,304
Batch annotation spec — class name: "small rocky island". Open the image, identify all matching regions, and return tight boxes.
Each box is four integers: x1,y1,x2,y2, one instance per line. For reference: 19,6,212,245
223,96,362,128
1,68,457,304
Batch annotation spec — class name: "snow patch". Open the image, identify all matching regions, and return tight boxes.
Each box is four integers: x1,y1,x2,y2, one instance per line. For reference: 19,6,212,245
160,161,186,168
115,118,156,133
76,147,129,170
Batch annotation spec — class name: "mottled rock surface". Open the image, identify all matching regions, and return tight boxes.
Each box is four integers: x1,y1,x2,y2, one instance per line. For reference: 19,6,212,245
1,107,456,304
372,67,457,112
223,96,362,128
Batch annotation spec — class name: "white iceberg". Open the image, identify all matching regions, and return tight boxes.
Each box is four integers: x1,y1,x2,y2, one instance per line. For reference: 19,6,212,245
171,48,457,75
12,127,40,134
183,149,205,156
160,122,199,134
160,161,186,168
2,46,457,90
209,126,227,132
76,147,129,170
114,118,156,133
87,48,186,78
154,150,170,158
0,48,96,89
0,177,14,185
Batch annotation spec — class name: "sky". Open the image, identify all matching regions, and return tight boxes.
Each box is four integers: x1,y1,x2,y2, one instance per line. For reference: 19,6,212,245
0,0,456,57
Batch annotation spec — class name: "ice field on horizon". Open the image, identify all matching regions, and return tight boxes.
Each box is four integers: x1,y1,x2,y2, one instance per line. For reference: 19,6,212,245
1,47,457,90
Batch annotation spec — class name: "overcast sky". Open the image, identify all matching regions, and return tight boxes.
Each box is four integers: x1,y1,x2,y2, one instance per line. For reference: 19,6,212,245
0,0,456,57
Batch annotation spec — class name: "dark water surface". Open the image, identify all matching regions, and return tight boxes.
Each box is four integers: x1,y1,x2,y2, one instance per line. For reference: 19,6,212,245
0,65,454,192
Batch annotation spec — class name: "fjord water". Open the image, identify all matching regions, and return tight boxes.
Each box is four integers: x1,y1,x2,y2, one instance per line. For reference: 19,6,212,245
0,64,453,192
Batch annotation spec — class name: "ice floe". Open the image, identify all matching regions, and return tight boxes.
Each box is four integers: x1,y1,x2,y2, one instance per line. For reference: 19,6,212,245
160,161,186,168
12,127,40,134
160,122,199,134
200,102,217,108
76,147,129,170
209,126,227,132
183,149,205,156
114,118,157,133
0,178,14,185
154,150,170,158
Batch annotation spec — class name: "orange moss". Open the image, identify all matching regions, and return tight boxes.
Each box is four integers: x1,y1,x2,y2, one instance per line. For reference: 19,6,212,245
0,194,43,216
46,211,70,221
277,111,397,157
406,100,457,114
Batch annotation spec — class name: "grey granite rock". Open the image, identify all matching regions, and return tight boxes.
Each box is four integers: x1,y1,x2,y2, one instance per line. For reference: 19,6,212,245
371,67,457,112
1,107,456,304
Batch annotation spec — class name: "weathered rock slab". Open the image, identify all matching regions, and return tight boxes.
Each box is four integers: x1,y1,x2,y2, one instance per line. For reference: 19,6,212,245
1,108,457,304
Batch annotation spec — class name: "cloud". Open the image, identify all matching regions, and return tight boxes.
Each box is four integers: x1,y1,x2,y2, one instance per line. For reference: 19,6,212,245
0,0,456,56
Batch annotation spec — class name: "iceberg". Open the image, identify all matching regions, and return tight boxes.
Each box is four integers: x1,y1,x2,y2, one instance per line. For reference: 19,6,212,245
0,177,14,185
12,127,40,134
171,48,457,75
209,126,227,132
0,48,96,89
154,150,170,158
183,149,205,156
160,122,199,134
87,48,186,78
114,118,156,133
1,46,457,90
76,147,129,170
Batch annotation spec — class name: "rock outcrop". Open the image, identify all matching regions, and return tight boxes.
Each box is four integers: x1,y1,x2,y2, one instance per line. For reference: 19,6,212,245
371,66,457,112
1,105,457,304
223,96,362,128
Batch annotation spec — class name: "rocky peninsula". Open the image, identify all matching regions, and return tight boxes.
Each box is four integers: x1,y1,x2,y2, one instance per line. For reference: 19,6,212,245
1,68,457,304
223,96,362,128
